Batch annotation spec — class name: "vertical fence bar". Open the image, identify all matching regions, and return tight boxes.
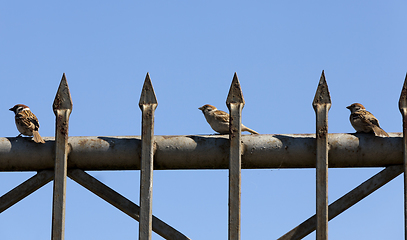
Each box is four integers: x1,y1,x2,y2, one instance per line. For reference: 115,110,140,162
51,73,73,240
399,73,407,240
226,73,244,240
312,70,331,240
138,73,157,240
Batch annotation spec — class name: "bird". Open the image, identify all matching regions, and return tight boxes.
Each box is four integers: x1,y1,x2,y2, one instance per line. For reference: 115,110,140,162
9,104,45,143
346,103,389,137
198,104,259,134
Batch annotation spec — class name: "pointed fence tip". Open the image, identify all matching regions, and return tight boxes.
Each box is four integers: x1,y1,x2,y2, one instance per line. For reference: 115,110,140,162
226,72,245,105
139,72,158,107
398,73,407,110
53,73,73,112
312,70,331,108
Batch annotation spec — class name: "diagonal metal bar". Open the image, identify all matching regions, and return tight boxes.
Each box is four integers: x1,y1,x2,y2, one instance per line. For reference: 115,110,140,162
226,72,245,240
399,73,407,240
312,70,331,240
0,170,54,213
139,72,158,240
67,169,191,240
278,164,403,240
51,73,73,240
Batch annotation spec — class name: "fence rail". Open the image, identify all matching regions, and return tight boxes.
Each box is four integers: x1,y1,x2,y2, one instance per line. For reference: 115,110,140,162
0,133,403,171
1,72,406,240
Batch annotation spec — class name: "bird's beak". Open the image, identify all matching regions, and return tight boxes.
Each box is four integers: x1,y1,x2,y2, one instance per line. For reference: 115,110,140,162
9,107,13,111
198,106,204,111
346,105,351,109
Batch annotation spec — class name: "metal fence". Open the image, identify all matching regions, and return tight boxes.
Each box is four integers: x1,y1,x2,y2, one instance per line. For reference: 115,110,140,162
0,72,407,240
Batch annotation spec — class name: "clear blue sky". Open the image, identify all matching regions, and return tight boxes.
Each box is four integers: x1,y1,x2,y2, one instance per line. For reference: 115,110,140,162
1,1,406,239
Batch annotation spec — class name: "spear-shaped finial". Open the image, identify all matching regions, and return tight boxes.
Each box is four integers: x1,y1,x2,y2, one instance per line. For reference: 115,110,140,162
53,73,73,114
226,72,245,106
139,72,157,108
312,70,331,110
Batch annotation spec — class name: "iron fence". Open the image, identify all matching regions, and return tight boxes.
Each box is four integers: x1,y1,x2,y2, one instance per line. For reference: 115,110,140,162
0,72,406,240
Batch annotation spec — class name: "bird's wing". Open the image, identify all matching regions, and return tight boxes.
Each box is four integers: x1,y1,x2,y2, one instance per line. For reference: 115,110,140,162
213,110,230,123
361,110,389,136
17,110,40,131
360,110,381,127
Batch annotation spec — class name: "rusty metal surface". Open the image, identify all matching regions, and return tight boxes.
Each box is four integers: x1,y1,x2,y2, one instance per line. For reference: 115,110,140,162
68,169,191,240
312,71,331,240
139,73,158,240
51,73,73,240
0,170,54,213
0,133,403,171
278,165,403,240
399,73,407,240
226,73,244,240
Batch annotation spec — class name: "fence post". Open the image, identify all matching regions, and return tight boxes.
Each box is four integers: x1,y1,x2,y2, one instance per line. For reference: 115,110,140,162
227,73,244,240
51,73,73,240
138,73,157,240
312,70,331,240
399,73,407,240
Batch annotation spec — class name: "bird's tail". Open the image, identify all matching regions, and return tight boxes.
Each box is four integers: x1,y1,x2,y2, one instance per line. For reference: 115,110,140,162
33,131,45,143
372,126,389,137
242,126,259,135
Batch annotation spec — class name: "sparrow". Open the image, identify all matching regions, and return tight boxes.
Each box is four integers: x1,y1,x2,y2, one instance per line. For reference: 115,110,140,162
199,104,259,134
346,103,389,137
9,104,45,143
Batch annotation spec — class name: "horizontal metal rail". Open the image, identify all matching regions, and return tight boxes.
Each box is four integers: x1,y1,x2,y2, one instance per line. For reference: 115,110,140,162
0,133,402,171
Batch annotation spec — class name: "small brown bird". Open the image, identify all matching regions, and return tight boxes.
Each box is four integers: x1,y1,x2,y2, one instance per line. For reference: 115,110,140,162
346,103,389,137
9,104,45,143
199,104,259,134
